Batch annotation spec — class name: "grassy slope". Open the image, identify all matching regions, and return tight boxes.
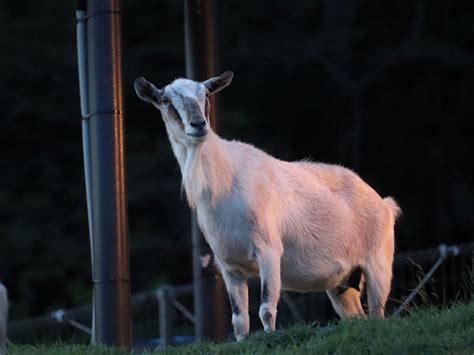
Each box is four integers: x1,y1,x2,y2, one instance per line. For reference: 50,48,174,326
9,301,474,355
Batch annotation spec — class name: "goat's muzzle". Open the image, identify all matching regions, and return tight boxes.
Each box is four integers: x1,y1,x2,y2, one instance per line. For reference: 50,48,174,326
188,117,208,137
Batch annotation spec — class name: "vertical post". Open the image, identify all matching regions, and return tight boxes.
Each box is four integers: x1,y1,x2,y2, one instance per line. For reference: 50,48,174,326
184,0,227,342
0,283,8,355
157,286,175,347
75,0,131,347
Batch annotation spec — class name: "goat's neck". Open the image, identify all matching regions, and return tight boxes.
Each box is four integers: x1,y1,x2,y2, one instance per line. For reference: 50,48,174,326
169,131,233,208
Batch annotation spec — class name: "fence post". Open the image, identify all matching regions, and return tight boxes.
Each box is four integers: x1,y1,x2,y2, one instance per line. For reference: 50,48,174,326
75,0,131,347
157,286,175,347
184,0,228,342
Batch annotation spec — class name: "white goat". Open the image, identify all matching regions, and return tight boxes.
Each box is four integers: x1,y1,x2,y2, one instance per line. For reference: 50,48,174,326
135,71,401,341
0,283,8,355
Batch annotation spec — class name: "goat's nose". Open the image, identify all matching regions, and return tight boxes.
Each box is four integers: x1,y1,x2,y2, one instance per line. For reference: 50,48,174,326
190,119,206,129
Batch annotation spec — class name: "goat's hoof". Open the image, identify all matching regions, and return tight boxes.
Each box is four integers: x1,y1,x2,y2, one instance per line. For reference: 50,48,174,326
235,333,248,342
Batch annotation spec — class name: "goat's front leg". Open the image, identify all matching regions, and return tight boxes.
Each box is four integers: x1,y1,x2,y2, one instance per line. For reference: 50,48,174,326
221,269,249,341
257,250,281,332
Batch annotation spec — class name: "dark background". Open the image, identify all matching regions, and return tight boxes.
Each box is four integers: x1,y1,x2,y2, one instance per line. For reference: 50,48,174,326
1,0,473,320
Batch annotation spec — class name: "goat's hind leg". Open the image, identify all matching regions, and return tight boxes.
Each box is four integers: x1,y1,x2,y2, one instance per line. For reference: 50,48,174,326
365,229,394,318
257,250,281,332
327,288,365,319
365,256,392,318
221,269,249,341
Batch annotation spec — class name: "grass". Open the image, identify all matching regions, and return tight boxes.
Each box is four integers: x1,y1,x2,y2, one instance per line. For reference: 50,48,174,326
9,300,474,354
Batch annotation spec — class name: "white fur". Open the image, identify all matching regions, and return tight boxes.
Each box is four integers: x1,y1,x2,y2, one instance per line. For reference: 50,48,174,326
135,73,401,340
0,283,8,355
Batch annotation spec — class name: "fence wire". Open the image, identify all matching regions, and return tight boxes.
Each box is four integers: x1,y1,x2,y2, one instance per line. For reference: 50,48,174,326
7,243,473,345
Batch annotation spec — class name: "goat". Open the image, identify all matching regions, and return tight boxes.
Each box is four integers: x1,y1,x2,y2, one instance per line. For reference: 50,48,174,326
134,71,401,341
0,283,8,355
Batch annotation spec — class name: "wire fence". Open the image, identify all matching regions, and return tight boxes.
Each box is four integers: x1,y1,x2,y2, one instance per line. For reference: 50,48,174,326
7,242,473,347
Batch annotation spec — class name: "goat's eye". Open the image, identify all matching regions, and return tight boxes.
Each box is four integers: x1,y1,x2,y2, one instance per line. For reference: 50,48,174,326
161,97,170,105
205,91,210,98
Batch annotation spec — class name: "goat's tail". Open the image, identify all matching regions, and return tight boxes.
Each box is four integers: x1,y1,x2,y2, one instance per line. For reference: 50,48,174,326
383,196,402,221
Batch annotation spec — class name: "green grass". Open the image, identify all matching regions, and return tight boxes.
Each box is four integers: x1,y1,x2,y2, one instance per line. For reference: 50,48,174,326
8,343,129,355
9,301,474,354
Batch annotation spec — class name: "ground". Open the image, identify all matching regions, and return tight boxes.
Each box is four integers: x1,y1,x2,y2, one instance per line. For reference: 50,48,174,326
8,301,474,354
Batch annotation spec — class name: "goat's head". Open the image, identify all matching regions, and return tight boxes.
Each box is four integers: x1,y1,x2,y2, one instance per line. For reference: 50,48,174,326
134,71,233,145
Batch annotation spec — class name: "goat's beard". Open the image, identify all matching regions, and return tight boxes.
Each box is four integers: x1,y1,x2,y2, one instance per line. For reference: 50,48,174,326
182,145,208,209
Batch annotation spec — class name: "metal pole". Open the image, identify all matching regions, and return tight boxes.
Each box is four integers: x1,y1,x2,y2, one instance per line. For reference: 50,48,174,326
184,0,228,342
75,1,96,340
75,0,131,347
157,286,175,347
394,244,459,316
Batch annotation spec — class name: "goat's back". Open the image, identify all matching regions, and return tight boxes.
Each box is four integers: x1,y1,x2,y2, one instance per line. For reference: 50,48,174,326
224,140,396,261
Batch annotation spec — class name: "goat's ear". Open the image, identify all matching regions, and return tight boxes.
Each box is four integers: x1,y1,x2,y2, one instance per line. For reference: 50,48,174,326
134,76,162,105
202,71,233,95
